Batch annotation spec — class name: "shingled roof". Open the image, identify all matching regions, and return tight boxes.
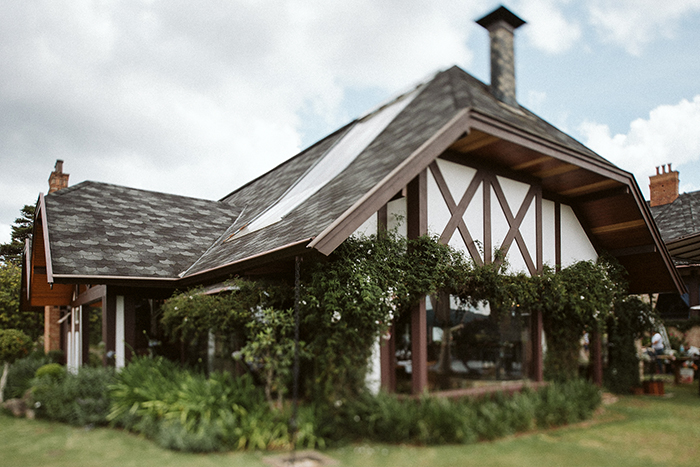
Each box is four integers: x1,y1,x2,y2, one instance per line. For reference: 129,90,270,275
650,190,700,242
27,64,684,295
650,191,700,265
182,66,618,278
43,181,240,279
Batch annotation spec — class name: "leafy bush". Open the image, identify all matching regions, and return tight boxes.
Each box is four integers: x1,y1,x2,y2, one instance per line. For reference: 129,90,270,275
32,366,115,426
0,329,32,364
318,379,599,447
605,296,656,393
108,356,313,452
3,352,50,400
35,363,65,380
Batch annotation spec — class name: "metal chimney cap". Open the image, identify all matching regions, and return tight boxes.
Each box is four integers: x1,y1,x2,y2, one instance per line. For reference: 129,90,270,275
476,6,526,30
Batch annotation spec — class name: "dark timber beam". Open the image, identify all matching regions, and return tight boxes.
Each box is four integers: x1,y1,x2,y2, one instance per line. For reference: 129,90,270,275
408,170,428,395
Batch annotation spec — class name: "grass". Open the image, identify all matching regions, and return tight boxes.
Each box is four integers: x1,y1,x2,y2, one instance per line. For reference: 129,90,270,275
2,383,699,467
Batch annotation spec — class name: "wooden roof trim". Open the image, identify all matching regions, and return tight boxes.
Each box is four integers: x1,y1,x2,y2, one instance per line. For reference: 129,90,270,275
626,177,686,294
590,219,646,235
52,274,179,283
180,238,314,285
38,193,55,284
467,109,628,184
24,238,31,303
308,108,472,256
469,109,683,293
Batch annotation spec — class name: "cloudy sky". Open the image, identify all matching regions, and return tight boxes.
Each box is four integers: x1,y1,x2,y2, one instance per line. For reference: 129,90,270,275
2,0,700,244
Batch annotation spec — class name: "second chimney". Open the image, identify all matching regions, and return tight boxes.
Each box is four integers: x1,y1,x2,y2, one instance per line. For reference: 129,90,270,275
476,6,526,107
48,160,70,194
649,163,679,207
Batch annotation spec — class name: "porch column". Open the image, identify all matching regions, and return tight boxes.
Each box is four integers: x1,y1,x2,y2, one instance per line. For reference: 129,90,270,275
103,292,116,366
380,328,396,391
591,328,603,387
377,204,397,392
124,296,136,362
43,306,62,353
81,305,90,366
408,170,428,394
531,310,543,381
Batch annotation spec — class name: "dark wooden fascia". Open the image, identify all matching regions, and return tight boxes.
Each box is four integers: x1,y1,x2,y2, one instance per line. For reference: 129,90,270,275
309,108,472,256
38,193,54,284
179,238,313,287
467,109,629,184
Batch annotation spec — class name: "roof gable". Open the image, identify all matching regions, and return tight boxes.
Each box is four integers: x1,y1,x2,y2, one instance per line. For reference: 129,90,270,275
650,190,700,242
44,181,240,279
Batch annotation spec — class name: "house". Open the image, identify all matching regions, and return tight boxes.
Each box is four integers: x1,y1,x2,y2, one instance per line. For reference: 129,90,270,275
22,6,683,394
648,165,700,319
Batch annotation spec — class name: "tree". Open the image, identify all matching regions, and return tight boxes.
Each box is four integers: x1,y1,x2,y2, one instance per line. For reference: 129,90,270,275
0,263,43,340
0,328,32,402
0,204,35,265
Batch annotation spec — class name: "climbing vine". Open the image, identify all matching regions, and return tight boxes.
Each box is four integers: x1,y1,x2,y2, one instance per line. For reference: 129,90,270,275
161,231,634,401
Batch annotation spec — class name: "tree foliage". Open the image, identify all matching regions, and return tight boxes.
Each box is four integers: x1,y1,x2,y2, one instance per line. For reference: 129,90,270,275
0,328,33,402
530,257,625,382
0,263,43,340
605,295,657,393
0,204,35,265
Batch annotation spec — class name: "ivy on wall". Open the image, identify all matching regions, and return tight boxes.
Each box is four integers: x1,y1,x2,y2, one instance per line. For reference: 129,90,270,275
160,231,636,401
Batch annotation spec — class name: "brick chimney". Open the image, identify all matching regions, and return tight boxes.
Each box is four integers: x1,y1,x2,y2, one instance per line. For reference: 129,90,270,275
48,159,69,193
476,6,526,107
649,163,679,207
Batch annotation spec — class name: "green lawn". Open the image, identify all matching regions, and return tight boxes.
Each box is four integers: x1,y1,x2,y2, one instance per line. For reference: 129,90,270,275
2,383,699,467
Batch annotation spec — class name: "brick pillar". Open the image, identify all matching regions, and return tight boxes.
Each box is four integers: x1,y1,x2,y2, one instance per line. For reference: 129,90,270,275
44,306,62,353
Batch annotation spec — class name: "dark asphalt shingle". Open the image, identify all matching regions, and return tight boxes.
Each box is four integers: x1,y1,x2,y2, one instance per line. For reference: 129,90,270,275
45,65,616,280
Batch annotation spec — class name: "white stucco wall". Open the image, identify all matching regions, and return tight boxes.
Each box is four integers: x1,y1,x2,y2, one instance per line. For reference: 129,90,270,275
559,204,598,266
426,159,598,274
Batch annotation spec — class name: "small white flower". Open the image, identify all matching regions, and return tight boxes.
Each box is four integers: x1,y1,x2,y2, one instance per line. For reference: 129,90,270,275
334,399,343,408
332,311,341,323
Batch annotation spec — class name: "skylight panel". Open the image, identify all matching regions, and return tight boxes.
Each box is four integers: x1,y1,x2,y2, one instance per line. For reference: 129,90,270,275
227,86,421,240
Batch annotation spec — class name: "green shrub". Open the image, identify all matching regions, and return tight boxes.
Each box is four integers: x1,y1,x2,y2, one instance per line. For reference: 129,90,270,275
4,353,50,399
108,356,298,452
0,329,32,364
35,363,65,380
317,380,599,447
108,358,601,452
32,366,115,426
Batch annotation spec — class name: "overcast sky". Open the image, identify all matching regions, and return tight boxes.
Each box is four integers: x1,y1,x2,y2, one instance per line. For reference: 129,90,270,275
2,0,700,244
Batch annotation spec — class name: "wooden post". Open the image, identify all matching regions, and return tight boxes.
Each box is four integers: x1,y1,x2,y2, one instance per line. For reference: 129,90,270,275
591,328,603,387
124,296,136,362
102,292,116,366
408,170,428,395
531,309,543,381
380,327,396,391
81,305,90,366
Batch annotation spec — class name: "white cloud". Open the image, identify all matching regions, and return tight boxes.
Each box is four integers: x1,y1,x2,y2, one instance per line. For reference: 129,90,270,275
0,0,493,244
587,0,700,55
579,96,700,195
519,0,582,54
